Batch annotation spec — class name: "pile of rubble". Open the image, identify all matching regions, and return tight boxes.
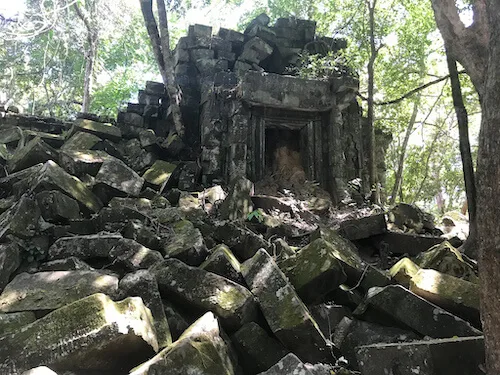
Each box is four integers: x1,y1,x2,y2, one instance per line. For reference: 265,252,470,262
0,104,484,375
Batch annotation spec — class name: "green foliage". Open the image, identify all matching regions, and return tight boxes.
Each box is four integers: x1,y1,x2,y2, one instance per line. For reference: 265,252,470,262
247,209,264,223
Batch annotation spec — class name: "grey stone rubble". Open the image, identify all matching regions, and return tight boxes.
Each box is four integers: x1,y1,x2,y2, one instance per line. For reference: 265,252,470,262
0,13,483,375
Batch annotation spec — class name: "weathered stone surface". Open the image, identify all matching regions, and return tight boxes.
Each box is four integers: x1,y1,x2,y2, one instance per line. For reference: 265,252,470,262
109,238,163,271
370,231,445,256
354,285,482,338
152,258,257,331
48,234,123,260
200,244,246,285
389,257,420,286
388,203,435,233
212,221,271,261
8,137,58,173
356,336,485,375
94,158,144,199
232,322,289,374
279,238,347,304
339,213,387,240
241,249,333,363
334,317,419,370
311,227,389,292
239,37,273,64
35,190,81,223
239,71,333,110
0,293,158,373
119,270,171,349
59,150,114,177
0,271,119,313
118,112,144,128
220,176,254,220
309,304,351,340
257,353,313,375
163,220,209,266
0,311,36,336
36,257,94,272
162,300,190,341
0,242,21,292
72,118,122,142
130,312,237,375
61,131,102,151
123,220,162,251
410,269,480,324
143,160,176,187
28,161,103,213
414,241,478,283
138,129,156,148
0,195,41,239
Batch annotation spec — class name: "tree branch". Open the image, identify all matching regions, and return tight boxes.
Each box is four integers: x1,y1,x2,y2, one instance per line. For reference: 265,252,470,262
358,70,466,106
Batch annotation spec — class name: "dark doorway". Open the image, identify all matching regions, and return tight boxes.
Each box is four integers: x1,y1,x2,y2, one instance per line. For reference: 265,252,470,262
265,127,306,182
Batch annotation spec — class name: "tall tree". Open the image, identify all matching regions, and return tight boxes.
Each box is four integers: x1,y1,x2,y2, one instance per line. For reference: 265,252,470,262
73,1,99,113
139,0,184,137
366,0,380,204
446,49,477,256
430,1,500,372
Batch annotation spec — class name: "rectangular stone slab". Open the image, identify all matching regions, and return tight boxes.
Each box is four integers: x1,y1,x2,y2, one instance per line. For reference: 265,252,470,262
354,285,482,338
356,336,485,375
71,118,122,142
239,71,334,111
0,271,119,312
0,293,158,373
28,161,103,213
241,249,333,364
152,258,257,331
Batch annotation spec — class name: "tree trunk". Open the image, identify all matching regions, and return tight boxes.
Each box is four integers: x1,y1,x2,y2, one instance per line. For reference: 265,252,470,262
446,49,477,257
140,0,185,137
389,100,418,205
366,0,379,204
156,0,184,137
476,3,500,371
73,3,98,113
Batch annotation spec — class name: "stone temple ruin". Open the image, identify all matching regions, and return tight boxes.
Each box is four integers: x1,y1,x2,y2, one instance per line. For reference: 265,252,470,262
0,14,483,375
123,13,386,200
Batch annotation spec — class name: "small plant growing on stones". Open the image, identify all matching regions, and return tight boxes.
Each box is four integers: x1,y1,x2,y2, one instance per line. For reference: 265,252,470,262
247,209,264,223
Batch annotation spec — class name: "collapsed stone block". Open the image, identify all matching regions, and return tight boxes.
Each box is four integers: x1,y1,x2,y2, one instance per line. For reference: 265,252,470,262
109,238,163,272
232,322,289,374
334,317,419,370
48,233,123,260
241,249,333,363
130,312,237,375
0,195,41,240
0,271,119,313
256,353,312,375
119,270,171,349
219,176,254,220
309,303,351,340
279,238,347,304
339,213,387,240
94,158,144,200
200,244,246,286
28,161,103,213
0,242,21,292
0,293,158,373
35,190,81,223
0,311,36,336
354,285,482,338
212,221,271,261
72,118,122,142
410,268,480,325
356,336,485,375
8,137,58,173
152,258,258,331
142,160,176,188
163,220,208,265
61,131,102,151
59,150,115,177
